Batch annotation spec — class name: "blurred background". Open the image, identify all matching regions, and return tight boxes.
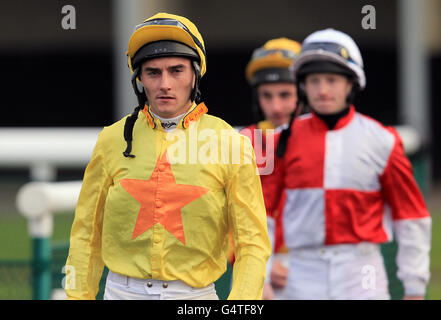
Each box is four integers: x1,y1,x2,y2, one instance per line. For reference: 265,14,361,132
0,0,440,299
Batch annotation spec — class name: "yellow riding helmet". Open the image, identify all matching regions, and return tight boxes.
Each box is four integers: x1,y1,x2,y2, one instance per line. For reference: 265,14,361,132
127,12,207,77
245,37,301,85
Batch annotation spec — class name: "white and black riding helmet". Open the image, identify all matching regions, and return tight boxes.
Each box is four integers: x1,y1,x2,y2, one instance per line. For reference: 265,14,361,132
292,28,366,92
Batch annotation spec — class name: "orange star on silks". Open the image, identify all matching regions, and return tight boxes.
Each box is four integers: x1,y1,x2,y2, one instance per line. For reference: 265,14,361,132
119,152,209,244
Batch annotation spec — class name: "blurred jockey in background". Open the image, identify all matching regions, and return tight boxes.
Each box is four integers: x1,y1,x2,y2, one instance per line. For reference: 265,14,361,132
240,37,301,300
267,28,431,299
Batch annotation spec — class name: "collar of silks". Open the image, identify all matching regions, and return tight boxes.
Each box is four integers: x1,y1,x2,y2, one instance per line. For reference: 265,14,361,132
142,102,208,130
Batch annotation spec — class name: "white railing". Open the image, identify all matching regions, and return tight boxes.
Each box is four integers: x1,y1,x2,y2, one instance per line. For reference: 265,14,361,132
0,128,101,181
394,125,422,156
15,181,83,238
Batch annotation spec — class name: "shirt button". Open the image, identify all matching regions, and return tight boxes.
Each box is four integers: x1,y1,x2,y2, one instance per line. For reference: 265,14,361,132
147,282,152,287
155,200,162,208
159,164,165,172
163,283,168,289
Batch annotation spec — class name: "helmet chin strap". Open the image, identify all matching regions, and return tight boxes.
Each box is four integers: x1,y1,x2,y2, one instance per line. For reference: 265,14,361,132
131,68,148,108
251,87,264,124
345,83,359,105
122,68,147,158
275,95,304,158
190,60,202,103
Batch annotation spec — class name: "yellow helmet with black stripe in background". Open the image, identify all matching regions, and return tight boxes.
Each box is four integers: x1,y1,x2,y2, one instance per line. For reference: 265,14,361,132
245,37,301,86
245,38,301,124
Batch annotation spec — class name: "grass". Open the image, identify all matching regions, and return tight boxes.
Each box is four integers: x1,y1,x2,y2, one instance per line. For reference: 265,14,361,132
0,212,74,299
0,213,74,260
0,212,105,300
427,210,441,300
